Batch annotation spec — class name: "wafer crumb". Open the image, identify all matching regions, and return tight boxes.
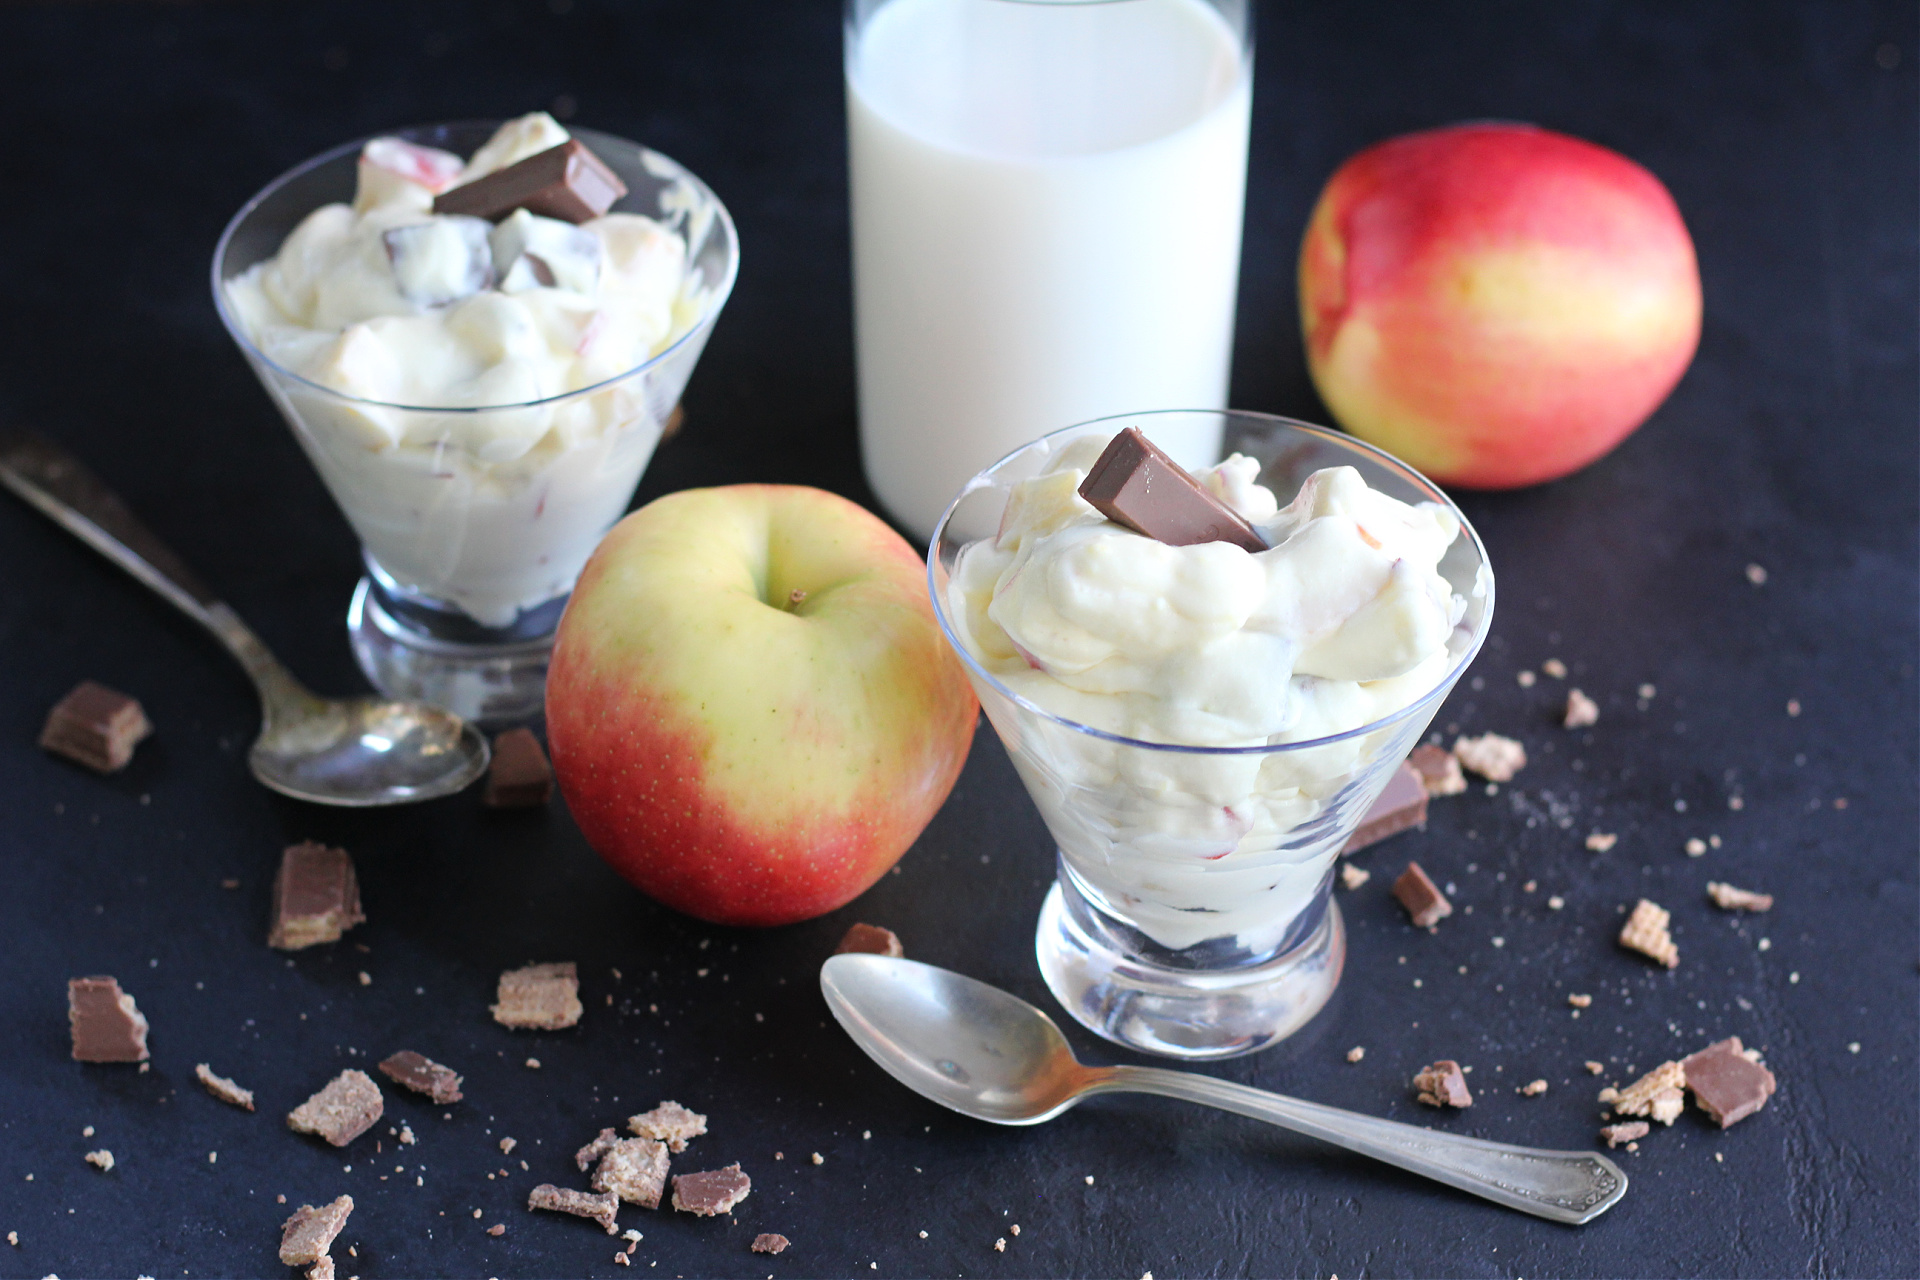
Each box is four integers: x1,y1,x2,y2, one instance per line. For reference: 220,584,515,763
1603,1061,1686,1118
1585,832,1617,852
812,1153,824,1166
1547,895,1565,910
994,1239,1006,1252
1563,688,1599,728
1619,899,1679,968
1453,733,1527,782
1519,1079,1548,1097
1685,838,1707,857
499,1137,516,1155
1600,1121,1649,1148
84,1150,113,1172
1586,1061,1605,1074
1568,993,1592,1008
1346,1046,1365,1063
1338,864,1370,891
1707,882,1773,912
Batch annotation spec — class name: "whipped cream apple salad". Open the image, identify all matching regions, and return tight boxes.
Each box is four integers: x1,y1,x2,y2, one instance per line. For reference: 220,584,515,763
944,427,1480,952
219,113,731,628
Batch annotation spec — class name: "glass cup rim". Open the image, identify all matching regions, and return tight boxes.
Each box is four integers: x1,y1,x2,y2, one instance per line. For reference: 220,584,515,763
209,119,741,415
925,408,1496,757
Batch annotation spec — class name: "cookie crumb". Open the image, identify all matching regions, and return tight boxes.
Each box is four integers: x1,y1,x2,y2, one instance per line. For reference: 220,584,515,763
279,1195,353,1265
1345,1046,1365,1063
752,1233,789,1255
994,1238,1006,1252
1600,1121,1649,1148
525,1058,541,1070
1338,863,1370,891
592,1137,670,1210
1585,1060,1605,1075
1685,837,1707,857
1605,1061,1686,1120
487,1225,505,1237
1619,899,1679,968
195,1063,256,1111
1568,993,1592,1008
628,1101,707,1153
499,1137,516,1155
83,1150,114,1172
1745,563,1767,585
1412,1060,1472,1108
1706,882,1773,912
1519,1079,1548,1097
491,963,582,1030
1547,895,1565,910
1563,689,1599,728
288,1071,384,1147
1585,832,1617,852
528,1184,618,1234
1452,733,1526,782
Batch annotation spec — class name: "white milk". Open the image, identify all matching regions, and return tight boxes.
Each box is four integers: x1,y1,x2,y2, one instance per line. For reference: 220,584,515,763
847,0,1251,540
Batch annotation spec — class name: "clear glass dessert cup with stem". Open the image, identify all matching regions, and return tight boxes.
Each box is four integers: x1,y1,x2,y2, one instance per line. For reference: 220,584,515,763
928,409,1494,1060
212,122,739,726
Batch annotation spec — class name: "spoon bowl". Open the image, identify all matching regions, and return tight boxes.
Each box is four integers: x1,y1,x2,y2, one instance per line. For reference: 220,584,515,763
823,954,1629,1225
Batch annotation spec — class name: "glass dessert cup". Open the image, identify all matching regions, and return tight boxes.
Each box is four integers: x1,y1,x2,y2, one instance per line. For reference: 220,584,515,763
928,410,1494,1059
212,122,739,725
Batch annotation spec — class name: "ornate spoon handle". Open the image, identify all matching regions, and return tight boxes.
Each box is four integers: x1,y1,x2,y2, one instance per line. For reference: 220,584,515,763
1091,1065,1627,1224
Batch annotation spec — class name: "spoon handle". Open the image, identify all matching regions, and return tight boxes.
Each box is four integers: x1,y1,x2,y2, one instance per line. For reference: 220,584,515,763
1094,1065,1627,1225
0,431,305,700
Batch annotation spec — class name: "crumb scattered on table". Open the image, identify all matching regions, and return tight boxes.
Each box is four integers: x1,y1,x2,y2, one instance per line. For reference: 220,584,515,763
1452,733,1526,782
1707,882,1773,912
491,963,581,1030
1413,1060,1472,1108
1563,688,1599,728
1619,899,1679,968
628,1101,706,1153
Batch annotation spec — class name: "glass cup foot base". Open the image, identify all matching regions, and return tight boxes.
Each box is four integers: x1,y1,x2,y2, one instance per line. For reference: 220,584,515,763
348,578,554,727
1036,881,1345,1060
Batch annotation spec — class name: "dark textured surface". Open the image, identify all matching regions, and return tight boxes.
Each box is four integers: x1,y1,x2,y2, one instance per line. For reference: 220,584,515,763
0,1,1914,1276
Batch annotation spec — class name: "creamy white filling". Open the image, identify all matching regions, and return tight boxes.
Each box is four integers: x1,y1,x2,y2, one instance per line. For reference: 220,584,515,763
952,434,1467,950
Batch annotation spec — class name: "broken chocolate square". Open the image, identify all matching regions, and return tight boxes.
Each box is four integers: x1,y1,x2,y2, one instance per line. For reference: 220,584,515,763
279,1195,353,1265
834,922,904,958
593,1137,670,1209
1683,1036,1777,1128
195,1063,255,1110
1599,1121,1649,1148
68,976,150,1062
628,1100,706,1153
434,139,628,224
40,680,152,773
1341,763,1428,853
528,1183,619,1234
483,728,553,808
288,1070,384,1147
576,1126,621,1172
1406,743,1466,797
491,962,582,1029
1077,427,1268,553
671,1164,751,1216
1392,862,1453,927
752,1233,790,1255
268,843,365,951
1619,898,1679,968
1412,1060,1472,1108
377,1050,463,1104
1600,1060,1685,1118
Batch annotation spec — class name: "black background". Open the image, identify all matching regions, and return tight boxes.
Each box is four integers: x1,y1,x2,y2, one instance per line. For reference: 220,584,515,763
1,2,1915,1276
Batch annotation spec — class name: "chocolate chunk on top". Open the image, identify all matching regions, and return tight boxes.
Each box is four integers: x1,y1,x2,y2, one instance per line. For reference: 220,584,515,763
68,976,150,1062
1340,763,1428,854
377,1050,464,1104
1683,1036,1777,1128
483,728,552,808
672,1163,751,1216
195,1063,255,1110
628,1100,706,1153
288,1070,383,1147
279,1195,354,1265
491,962,582,1029
1077,427,1268,553
835,922,904,958
528,1183,618,1234
40,680,151,773
268,842,365,951
434,138,627,224
752,1233,790,1255
1413,1060,1473,1108
593,1137,670,1209
1392,861,1452,927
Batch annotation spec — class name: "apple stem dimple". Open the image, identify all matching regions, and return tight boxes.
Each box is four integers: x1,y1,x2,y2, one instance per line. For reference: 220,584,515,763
787,588,808,610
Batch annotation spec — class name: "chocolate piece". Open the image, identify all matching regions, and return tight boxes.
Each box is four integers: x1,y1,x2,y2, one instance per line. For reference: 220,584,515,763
1412,1060,1472,1108
491,962,582,1029
268,843,365,951
834,922,904,958
377,1050,463,1104
1453,732,1526,782
279,1195,353,1265
576,1126,621,1172
1563,688,1600,728
1406,743,1466,796
1599,1121,1649,1148
1683,1037,1776,1128
1600,1060,1686,1118
528,1183,619,1234
40,681,151,773
288,1070,384,1147
671,1163,751,1216
1619,898,1679,968
434,139,628,224
195,1063,255,1110
68,976,149,1062
593,1137,670,1209
1392,861,1452,927
1076,427,1267,553
1706,882,1773,912
628,1100,706,1153
483,728,552,808
752,1233,790,1255
1340,763,1428,854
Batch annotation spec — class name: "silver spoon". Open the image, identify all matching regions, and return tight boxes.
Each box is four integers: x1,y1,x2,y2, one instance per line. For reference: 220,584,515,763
1,432,490,806
822,954,1628,1225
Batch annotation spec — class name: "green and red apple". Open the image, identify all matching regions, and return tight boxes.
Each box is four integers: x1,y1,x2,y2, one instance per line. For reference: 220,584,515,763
1299,122,1702,488
546,484,978,927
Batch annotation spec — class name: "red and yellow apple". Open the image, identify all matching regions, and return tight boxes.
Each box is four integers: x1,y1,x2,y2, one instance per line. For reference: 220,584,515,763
1299,122,1702,488
546,484,977,927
